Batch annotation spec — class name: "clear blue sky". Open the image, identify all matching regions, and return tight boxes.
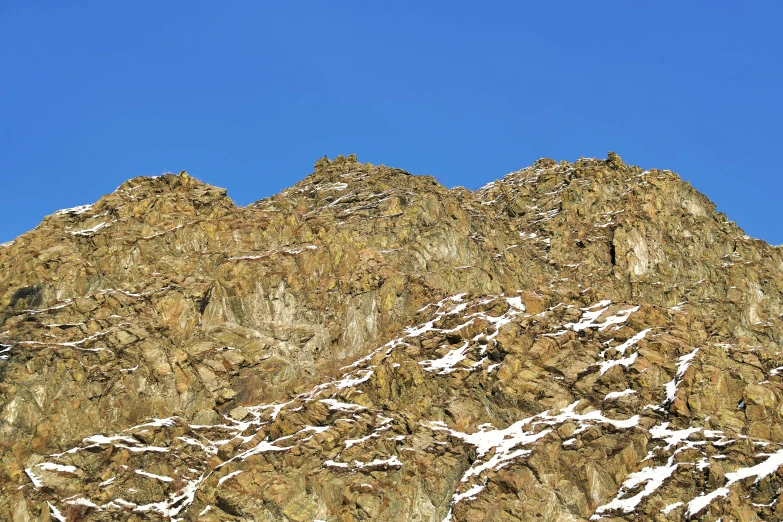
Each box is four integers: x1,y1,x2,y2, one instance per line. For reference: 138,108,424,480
2,2,782,245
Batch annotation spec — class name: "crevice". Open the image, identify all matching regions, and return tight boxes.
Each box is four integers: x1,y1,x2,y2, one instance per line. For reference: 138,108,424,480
196,286,213,315
9,285,43,309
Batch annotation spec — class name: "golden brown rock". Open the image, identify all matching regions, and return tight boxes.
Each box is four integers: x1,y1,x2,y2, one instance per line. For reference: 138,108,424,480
0,155,782,520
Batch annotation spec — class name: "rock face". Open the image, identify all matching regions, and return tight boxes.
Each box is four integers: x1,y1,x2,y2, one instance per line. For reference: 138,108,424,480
1,153,782,521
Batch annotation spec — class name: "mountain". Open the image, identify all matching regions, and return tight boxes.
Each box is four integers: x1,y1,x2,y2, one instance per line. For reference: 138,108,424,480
1,153,782,522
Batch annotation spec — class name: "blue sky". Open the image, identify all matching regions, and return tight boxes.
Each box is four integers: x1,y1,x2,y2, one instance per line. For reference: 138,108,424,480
2,2,782,244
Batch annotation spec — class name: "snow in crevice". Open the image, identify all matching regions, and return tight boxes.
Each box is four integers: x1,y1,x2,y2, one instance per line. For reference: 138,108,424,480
19,329,111,351
664,347,699,403
64,497,99,508
592,456,679,518
141,223,188,240
331,368,374,390
452,483,486,503
119,444,171,453
48,502,66,522
317,181,349,192
54,204,93,216
592,411,783,520
600,329,651,357
177,436,217,455
596,328,651,375
544,301,642,339
132,472,205,520
505,296,525,311
649,422,703,450
37,462,78,474
419,341,471,374
285,245,319,255
69,222,110,236
604,389,636,400
25,468,43,488
686,448,783,516
325,456,402,471
687,488,731,517
412,293,527,374
81,434,138,447
135,469,174,482
128,417,178,430
229,436,294,464
565,302,640,333
431,401,639,512
344,416,393,449
217,470,244,486
227,244,319,261
319,398,366,412
597,351,638,375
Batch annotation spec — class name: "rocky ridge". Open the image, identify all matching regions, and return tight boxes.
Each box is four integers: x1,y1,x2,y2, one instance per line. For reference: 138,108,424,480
1,153,782,521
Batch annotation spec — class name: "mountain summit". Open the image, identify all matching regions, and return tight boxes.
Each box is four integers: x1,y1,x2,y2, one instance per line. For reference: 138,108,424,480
1,155,782,521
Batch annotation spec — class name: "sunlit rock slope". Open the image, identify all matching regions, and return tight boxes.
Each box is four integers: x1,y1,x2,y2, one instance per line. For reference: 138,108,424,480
1,153,782,521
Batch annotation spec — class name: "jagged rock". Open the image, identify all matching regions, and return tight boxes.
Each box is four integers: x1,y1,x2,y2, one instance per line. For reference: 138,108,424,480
0,154,782,521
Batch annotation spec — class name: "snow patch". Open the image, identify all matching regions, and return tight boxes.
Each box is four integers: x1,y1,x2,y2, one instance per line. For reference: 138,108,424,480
327,456,403,470
318,182,349,192
55,204,93,216
505,296,525,311
128,417,178,430
592,457,678,518
566,302,640,332
419,341,470,374
431,401,638,484
598,351,638,375
25,468,43,488
320,398,365,412
69,222,109,236
662,501,683,515
453,483,485,503
217,470,244,486
48,502,66,522
604,389,636,400
650,423,702,449
687,488,731,517
65,497,99,508
664,348,699,403
38,462,78,474
135,469,174,482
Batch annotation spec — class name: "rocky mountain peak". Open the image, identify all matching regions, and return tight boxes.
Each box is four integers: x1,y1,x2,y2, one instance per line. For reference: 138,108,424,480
1,155,782,521
312,153,361,176
606,151,625,169
115,170,202,193
105,171,234,218
291,154,426,194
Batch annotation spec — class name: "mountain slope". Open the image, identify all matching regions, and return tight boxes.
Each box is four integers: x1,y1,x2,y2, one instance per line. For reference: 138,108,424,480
1,153,782,521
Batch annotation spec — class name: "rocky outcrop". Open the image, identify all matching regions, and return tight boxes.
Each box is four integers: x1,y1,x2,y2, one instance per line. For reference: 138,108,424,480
0,153,782,521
